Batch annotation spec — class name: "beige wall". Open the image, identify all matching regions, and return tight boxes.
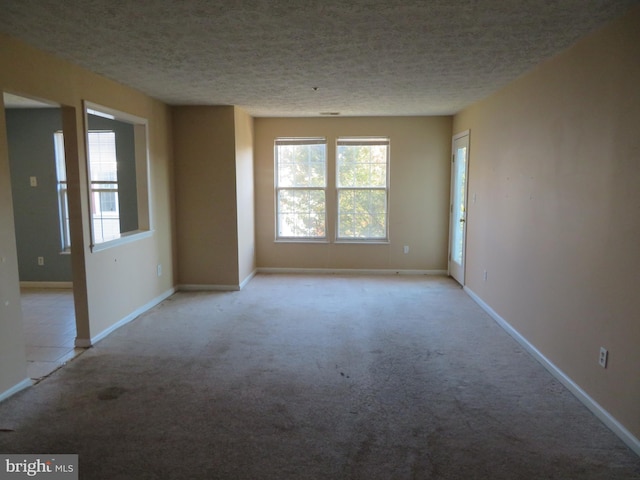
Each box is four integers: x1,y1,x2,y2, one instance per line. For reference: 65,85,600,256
234,108,256,285
173,106,240,287
453,6,640,439
254,116,452,270
0,33,175,395
3,4,637,448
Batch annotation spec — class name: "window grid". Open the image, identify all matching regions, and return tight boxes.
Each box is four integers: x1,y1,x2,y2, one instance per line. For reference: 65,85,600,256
275,138,327,239
87,131,120,243
336,138,390,240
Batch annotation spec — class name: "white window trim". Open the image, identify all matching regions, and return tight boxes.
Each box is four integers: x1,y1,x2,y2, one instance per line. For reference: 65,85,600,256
90,229,155,252
274,137,328,241
87,130,121,244
335,137,390,242
53,131,71,252
83,101,153,252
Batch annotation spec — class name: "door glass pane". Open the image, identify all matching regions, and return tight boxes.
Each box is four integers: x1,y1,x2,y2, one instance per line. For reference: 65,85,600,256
452,146,467,264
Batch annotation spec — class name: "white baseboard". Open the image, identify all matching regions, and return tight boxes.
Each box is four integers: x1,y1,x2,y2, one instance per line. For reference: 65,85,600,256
178,284,240,292
256,268,447,276
74,287,176,348
239,269,257,290
0,378,32,403
464,286,640,457
20,281,73,289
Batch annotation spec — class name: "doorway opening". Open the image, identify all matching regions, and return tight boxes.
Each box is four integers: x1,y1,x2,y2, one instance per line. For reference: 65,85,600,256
3,92,82,380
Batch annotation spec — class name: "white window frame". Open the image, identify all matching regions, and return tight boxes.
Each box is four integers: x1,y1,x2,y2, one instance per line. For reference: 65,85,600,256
336,137,390,242
53,131,71,252
83,101,153,252
274,137,327,241
87,130,120,244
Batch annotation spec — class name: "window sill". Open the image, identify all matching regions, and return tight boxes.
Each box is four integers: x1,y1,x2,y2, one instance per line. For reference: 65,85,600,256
91,230,154,252
275,239,329,244
335,240,390,245
273,239,390,245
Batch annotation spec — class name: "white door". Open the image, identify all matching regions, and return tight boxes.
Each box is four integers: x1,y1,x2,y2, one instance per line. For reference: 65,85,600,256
449,131,469,285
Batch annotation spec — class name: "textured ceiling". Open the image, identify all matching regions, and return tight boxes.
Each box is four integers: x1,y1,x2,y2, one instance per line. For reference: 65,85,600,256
0,0,638,116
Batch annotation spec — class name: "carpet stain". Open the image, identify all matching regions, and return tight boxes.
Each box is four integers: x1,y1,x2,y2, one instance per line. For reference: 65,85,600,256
97,386,128,400
335,364,351,378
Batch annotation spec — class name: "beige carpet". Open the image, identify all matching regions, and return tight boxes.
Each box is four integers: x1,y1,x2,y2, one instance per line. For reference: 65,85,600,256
0,274,638,479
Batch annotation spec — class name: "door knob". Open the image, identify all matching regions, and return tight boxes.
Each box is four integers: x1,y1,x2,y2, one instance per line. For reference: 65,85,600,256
459,218,465,223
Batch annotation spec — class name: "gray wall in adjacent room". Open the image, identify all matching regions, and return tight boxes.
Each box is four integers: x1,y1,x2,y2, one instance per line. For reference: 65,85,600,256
5,108,72,282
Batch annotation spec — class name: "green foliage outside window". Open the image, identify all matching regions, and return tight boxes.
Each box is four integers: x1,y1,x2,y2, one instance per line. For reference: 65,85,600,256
337,140,389,239
275,137,389,240
276,140,327,238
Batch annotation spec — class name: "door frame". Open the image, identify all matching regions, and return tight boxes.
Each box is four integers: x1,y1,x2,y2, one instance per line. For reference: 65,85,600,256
2,91,91,355
448,130,470,285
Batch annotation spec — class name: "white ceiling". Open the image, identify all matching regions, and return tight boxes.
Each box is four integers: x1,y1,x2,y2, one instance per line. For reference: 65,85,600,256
0,0,637,116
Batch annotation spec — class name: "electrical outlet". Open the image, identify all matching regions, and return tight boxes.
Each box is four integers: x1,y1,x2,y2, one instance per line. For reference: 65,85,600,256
37,256,44,266
483,270,488,281
403,245,409,254
599,347,608,368
30,176,38,187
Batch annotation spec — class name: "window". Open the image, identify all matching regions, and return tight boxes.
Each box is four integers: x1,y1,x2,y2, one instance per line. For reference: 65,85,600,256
54,130,126,247
53,131,70,251
275,138,327,239
84,102,151,249
336,137,389,240
87,130,120,243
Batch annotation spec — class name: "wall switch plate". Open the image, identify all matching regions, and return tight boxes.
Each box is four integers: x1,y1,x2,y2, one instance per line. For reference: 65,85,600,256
403,246,409,254
483,270,488,281
599,347,608,368
157,264,162,277
37,256,44,266
30,176,38,187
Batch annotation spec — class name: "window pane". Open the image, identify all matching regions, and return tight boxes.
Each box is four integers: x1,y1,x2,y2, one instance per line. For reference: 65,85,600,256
91,189,121,243
53,132,70,250
88,131,120,243
337,143,388,187
369,162,387,187
275,138,327,239
337,138,389,240
53,132,67,182
92,217,120,243
277,142,326,188
88,131,118,182
452,146,467,264
60,187,70,248
99,191,118,213
338,189,387,239
277,189,326,238
338,163,354,187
